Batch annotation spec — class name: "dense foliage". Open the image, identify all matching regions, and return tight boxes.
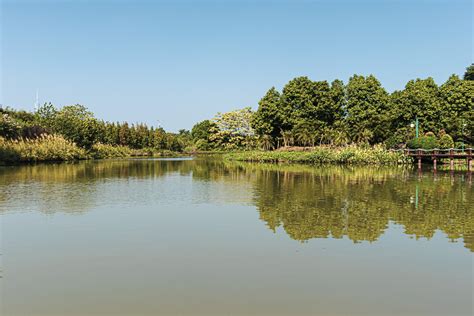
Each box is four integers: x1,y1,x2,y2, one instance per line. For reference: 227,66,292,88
0,104,191,157
224,145,411,165
228,71,471,150
464,64,474,81
1,66,472,163
190,71,472,151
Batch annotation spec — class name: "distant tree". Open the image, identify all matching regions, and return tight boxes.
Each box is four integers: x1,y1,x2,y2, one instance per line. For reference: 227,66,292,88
439,75,473,144
389,77,442,144
251,87,282,145
210,107,256,149
463,64,474,80
51,104,100,148
346,75,390,144
35,102,58,129
191,120,216,150
118,122,131,146
280,76,342,145
280,76,316,132
191,120,214,141
0,113,22,139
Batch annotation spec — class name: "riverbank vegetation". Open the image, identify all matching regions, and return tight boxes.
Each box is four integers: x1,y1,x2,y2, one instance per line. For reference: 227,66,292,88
1,65,472,164
191,67,473,151
0,134,87,163
2,159,471,251
224,145,411,165
0,104,192,163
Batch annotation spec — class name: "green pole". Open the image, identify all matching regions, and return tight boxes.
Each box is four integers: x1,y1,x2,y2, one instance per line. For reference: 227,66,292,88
415,116,419,139
461,121,465,153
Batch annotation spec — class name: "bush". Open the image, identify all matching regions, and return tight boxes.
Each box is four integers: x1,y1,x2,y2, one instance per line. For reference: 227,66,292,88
0,134,87,163
453,141,471,149
90,143,132,159
438,134,454,149
224,145,410,165
407,136,439,150
0,113,22,139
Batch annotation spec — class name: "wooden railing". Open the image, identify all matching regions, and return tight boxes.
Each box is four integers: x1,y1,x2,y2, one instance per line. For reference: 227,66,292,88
394,148,473,171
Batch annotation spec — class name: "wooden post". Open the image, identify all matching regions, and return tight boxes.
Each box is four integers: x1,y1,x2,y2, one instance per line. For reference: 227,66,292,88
468,149,472,172
433,149,437,171
417,150,422,170
449,149,454,171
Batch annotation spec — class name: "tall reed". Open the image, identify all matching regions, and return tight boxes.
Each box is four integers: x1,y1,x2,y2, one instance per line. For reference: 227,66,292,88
0,135,87,163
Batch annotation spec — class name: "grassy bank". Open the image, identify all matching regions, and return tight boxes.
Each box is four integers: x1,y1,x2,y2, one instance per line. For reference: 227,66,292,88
224,146,412,165
0,135,87,163
0,135,186,164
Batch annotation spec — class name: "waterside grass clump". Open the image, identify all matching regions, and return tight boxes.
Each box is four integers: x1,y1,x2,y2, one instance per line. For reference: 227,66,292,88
224,145,412,165
0,134,87,164
0,135,193,164
90,143,132,159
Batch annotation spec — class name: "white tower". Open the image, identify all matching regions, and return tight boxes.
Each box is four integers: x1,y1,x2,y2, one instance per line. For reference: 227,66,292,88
34,89,39,111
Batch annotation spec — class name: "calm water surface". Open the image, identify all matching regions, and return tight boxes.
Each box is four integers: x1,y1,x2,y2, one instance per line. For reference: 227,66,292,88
0,158,472,316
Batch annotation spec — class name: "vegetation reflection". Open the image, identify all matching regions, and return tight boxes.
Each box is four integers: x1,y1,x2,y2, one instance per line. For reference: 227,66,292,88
1,159,472,251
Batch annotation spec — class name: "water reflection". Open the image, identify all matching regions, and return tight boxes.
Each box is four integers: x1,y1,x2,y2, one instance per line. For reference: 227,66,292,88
0,158,472,251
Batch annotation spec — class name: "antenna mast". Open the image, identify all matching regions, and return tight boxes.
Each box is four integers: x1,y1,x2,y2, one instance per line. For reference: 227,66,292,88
34,89,39,111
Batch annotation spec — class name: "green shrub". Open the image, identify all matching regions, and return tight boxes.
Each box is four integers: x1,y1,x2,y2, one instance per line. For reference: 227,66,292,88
438,134,454,149
0,113,22,139
224,145,410,165
407,136,439,150
90,143,132,159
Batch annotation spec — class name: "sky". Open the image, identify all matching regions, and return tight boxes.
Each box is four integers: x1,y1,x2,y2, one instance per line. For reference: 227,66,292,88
1,0,472,131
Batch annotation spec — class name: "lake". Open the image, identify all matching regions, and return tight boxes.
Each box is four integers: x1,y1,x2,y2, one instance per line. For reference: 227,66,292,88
0,158,472,316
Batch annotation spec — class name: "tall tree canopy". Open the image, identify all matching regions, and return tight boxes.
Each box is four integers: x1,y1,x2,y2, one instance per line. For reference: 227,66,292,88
345,75,389,144
463,64,474,80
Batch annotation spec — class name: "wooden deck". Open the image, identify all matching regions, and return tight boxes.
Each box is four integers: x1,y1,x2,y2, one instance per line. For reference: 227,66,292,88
402,148,473,171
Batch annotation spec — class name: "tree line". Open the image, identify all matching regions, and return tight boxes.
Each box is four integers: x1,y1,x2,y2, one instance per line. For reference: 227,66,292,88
192,65,473,150
2,65,473,153
1,103,192,152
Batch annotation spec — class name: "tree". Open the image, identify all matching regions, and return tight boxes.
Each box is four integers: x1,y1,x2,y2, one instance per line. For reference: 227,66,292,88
281,76,315,132
439,75,474,145
52,104,100,148
0,113,22,139
191,120,215,141
293,121,316,147
280,77,342,145
463,64,474,80
35,102,58,129
210,107,256,149
346,75,390,144
118,122,131,146
251,87,282,146
389,78,442,146
191,120,216,150
329,79,346,124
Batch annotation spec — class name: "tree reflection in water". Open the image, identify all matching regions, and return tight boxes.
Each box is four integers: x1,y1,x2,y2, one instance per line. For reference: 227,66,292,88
1,158,472,251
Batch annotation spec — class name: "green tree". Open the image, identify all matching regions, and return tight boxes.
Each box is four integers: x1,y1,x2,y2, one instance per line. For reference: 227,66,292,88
52,104,100,148
346,75,390,144
463,64,474,80
0,113,22,139
251,87,282,147
191,120,216,150
280,77,342,145
439,75,474,145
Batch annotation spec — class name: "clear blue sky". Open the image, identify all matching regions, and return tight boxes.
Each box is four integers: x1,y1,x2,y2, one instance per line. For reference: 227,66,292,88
1,0,472,131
